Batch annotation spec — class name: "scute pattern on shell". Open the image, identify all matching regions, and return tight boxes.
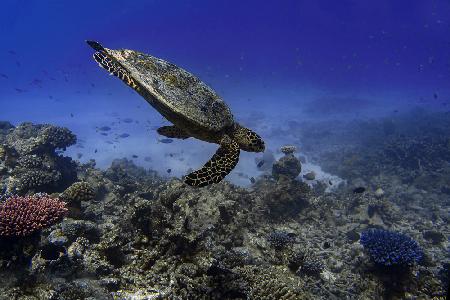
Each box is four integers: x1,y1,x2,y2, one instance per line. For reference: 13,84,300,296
107,48,234,132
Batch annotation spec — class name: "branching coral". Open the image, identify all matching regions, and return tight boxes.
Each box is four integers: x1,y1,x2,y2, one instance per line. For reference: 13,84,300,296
360,229,423,267
288,249,324,276
267,230,295,250
381,135,450,172
0,194,67,237
237,265,311,299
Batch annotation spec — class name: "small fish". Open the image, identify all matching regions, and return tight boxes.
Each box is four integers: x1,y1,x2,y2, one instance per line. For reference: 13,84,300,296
353,187,366,194
144,156,152,162
76,153,83,159
15,88,24,93
105,141,113,144
100,133,108,136
98,126,111,132
257,160,265,168
119,133,130,138
433,93,438,100
15,61,20,67
159,138,173,144
250,177,256,184
0,73,8,79
122,118,133,123
329,180,333,185
167,168,172,173
90,83,95,87
94,149,98,153
132,155,138,158
8,50,16,55
30,78,43,86
70,113,74,117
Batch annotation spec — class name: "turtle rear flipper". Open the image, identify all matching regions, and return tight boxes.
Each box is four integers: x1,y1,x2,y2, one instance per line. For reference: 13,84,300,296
157,126,190,139
92,51,139,90
185,136,240,187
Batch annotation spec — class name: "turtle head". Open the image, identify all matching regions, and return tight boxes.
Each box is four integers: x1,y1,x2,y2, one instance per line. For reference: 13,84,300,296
232,124,265,153
86,40,105,52
86,40,140,91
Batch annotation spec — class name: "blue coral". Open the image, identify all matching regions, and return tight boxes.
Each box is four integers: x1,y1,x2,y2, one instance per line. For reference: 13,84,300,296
360,229,423,267
267,231,295,250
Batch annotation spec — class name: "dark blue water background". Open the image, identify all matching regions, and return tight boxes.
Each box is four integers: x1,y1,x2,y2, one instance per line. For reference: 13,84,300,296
1,0,449,183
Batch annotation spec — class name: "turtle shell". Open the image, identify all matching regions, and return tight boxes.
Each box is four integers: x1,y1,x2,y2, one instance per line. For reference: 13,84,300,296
104,47,234,132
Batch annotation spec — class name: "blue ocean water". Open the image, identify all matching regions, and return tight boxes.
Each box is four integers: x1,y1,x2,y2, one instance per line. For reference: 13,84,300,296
1,0,449,181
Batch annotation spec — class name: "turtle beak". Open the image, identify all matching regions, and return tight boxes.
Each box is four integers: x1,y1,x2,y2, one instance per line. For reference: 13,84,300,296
86,40,105,52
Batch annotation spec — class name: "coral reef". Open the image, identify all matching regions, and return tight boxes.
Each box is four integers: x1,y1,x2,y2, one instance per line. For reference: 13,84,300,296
0,117,448,299
288,249,324,277
267,230,295,250
5,122,76,155
360,229,423,267
272,153,302,180
60,181,96,218
0,194,67,236
237,265,311,299
61,181,95,203
1,123,77,195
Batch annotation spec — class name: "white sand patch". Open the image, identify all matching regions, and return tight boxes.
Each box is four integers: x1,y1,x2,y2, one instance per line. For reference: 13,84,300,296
299,160,346,192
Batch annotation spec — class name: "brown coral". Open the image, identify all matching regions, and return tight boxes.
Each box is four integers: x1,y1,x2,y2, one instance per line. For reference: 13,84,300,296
61,182,95,204
0,194,67,237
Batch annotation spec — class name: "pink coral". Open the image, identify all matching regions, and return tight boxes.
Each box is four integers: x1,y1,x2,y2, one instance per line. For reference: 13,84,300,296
0,194,67,237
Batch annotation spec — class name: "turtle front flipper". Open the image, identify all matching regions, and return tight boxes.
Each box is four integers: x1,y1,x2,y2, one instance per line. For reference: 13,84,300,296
232,124,265,152
157,126,190,139
91,50,139,91
185,136,240,187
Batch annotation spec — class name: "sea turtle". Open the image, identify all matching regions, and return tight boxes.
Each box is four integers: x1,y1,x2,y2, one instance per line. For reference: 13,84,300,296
86,41,265,187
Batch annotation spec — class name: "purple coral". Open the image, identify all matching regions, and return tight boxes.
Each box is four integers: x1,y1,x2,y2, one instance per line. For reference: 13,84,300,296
0,194,67,237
